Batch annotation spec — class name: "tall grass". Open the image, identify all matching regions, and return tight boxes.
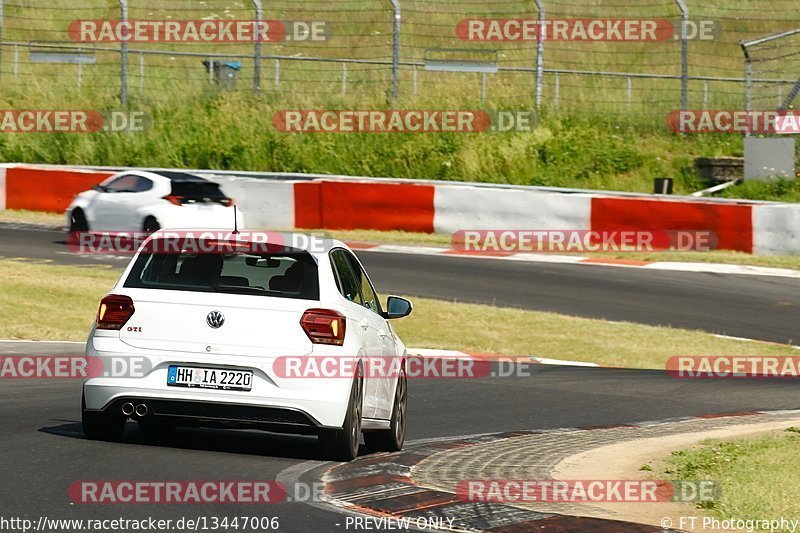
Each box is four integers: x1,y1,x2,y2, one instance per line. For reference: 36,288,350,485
0,0,797,198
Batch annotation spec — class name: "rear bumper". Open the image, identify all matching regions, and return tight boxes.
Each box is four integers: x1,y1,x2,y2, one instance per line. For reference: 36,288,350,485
83,336,353,429
97,396,323,434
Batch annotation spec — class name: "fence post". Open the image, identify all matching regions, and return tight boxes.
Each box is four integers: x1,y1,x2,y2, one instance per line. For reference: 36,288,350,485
1,0,5,82
139,52,144,95
674,0,689,112
626,75,632,105
534,0,544,107
740,41,752,136
389,0,400,102
120,0,129,104
252,0,262,93
554,72,559,109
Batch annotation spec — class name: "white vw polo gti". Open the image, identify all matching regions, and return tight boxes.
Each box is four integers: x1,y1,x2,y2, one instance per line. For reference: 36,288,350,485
81,231,412,461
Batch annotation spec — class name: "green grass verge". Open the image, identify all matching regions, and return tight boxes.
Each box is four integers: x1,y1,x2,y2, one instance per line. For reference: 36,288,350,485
1,259,796,369
666,429,800,527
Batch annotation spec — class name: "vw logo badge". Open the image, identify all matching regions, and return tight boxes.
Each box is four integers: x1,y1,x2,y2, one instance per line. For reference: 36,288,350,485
206,311,225,329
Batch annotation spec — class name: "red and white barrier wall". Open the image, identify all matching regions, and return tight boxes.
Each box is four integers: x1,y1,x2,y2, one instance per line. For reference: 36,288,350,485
2,163,799,255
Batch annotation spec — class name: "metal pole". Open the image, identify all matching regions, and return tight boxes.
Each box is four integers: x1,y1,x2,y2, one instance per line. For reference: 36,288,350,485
534,0,544,108
13,44,18,78
120,0,128,104
740,41,752,137
481,72,486,102
412,64,417,95
626,75,632,105
77,48,83,89
342,62,347,98
389,0,400,102
674,0,689,112
139,52,144,95
274,59,280,91
0,0,5,81
554,72,559,109
252,0,262,93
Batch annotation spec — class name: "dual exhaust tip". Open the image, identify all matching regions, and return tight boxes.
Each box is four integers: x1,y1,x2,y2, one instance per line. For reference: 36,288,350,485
121,402,148,417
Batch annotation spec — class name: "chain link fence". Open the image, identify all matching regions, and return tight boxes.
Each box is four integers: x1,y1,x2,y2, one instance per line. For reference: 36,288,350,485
0,0,798,123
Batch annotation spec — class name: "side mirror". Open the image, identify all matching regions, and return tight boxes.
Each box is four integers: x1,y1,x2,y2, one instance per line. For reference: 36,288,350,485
383,296,412,319
92,184,108,192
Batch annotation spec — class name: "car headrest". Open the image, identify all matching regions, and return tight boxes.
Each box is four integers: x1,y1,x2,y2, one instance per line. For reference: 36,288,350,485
217,275,249,287
179,255,223,281
269,262,304,292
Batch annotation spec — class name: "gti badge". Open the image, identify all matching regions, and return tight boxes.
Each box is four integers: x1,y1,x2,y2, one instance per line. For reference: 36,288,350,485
206,311,225,329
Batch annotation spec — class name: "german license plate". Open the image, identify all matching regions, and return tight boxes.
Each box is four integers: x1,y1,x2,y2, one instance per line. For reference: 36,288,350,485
167,366,253,391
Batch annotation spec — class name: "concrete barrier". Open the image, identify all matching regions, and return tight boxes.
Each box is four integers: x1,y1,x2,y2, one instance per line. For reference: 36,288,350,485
434,185,592,234
753,204,800,255
3,163,800,256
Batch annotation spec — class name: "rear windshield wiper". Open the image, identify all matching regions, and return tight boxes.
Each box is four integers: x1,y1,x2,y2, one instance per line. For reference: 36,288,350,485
213,284,267,294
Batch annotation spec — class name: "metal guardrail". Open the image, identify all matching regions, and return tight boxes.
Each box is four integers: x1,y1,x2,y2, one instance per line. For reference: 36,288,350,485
10,163,779,206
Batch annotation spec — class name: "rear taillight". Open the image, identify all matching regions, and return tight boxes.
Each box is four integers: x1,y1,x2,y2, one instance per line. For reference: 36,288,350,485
300,309,346,346
163,195,184,206
221,198,234,207
97,295,135,330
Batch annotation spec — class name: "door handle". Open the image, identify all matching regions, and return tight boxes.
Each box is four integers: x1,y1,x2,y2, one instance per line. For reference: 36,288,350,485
359,320,370,330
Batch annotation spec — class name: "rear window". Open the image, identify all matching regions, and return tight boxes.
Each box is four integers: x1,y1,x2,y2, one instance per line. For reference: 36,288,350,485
169,181,228,203
124,251,319,300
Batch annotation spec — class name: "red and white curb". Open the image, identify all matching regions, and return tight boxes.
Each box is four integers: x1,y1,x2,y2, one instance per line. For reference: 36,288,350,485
349,242,800,279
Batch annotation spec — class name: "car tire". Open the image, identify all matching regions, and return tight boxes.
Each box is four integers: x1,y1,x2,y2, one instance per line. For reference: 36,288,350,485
138,417,176,435
81,393,126,441
142,216,160,233
364,369,407,453
319,367,363,461
69,209,89,232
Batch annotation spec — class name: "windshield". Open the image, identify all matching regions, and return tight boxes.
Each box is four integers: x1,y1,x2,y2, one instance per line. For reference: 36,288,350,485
169,181,229,204
123,251,320,300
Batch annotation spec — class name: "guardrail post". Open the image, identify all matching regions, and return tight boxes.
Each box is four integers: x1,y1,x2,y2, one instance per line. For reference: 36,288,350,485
389,0,401,102
674,0,689,112
120,0,128,103
534,0,544,107
252,0,263,93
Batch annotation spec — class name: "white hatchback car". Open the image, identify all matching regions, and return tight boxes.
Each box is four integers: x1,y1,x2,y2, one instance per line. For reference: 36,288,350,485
67,170,240,233
81,232,412,461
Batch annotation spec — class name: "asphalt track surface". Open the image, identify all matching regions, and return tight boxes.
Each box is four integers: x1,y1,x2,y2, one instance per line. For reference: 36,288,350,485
2,224,800,531
1,223,799,344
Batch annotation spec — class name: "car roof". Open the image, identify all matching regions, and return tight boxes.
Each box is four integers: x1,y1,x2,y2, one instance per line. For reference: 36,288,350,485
144,230,348,257
113,169,212,184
